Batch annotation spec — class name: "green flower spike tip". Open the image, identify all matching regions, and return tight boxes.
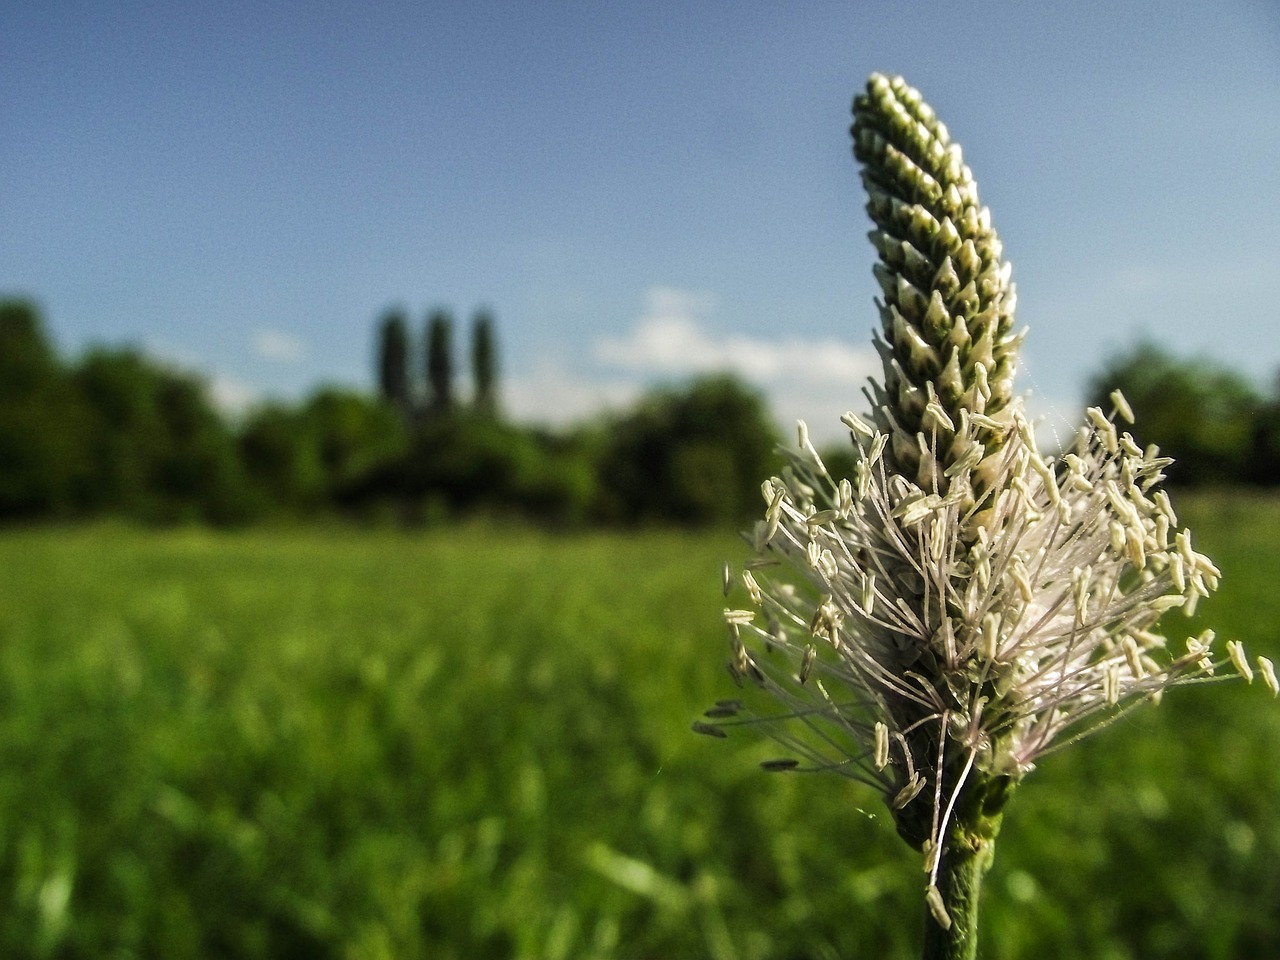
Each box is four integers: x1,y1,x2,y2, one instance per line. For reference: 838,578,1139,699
853,72,1023,518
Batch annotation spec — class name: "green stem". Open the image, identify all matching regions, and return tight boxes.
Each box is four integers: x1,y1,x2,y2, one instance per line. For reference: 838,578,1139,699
921,818,1000,960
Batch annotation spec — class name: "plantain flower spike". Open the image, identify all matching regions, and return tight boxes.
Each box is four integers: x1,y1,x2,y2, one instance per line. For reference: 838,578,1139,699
701,72,1256,945
854,73,1025,520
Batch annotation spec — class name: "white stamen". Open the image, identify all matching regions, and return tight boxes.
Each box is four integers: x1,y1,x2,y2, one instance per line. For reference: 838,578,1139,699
1258,657,1279,696
1227,641,1252,682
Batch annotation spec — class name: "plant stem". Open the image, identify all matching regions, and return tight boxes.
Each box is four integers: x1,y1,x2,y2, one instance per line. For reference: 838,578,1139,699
921,819,999,960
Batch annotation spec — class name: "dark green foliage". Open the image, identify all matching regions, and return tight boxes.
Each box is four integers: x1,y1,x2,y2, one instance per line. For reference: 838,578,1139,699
139,372,255,524
74,348,256,523
350,373,780,527
0,299,254,524
597,375,782,524
376,309,411,413
74,348,254,524
1247,373,1280,486
0,299,91,517
238,403,329,512
240,390,408,519
74,350,169,513
355,415,597,526
1086,342,1263,486
470,309,498,416
305,388,408,491
426,309,455,416
0,300,419,525
0,298,60,392
0,300,789,527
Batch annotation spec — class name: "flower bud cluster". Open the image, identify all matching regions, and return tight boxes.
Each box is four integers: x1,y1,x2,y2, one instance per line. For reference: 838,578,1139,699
853,73,1023,510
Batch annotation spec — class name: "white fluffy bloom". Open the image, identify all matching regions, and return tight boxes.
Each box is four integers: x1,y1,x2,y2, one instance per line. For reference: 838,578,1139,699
716,395,1228,793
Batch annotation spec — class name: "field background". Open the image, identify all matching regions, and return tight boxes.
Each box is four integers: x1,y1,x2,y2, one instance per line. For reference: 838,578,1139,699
0,492,1276,959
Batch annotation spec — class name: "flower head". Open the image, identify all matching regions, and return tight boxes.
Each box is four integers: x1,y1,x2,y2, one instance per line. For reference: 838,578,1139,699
700,72,1261,923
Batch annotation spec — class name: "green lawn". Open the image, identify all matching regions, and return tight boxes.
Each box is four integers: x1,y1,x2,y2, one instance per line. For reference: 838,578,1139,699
0,494,1276,959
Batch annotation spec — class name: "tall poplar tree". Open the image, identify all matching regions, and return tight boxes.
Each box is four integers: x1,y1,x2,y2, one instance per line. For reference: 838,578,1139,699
426,309,455,416
471,309,497,416
376,309,410,413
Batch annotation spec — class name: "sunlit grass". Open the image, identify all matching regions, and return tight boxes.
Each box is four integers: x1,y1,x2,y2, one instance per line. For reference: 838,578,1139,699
0,495,1274,958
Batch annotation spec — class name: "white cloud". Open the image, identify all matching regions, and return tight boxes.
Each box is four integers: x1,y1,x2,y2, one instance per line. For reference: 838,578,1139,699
206,374,260,418
253,328,306,363
596,286,879,387
501,287,909,445
503,359,641,428
591,286,882,443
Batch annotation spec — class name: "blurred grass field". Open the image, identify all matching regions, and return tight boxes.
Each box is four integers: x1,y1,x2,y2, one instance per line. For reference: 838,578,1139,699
0,492,1276,959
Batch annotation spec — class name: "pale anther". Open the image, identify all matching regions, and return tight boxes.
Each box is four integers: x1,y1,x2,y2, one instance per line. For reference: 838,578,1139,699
1227,641,1253,682
1258,657,1279,696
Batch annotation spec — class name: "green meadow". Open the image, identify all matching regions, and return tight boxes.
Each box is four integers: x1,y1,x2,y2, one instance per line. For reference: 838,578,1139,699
0,493,1276,959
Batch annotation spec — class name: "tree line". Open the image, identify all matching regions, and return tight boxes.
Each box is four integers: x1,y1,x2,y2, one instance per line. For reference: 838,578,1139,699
0,298,781,526
1,296,1276,528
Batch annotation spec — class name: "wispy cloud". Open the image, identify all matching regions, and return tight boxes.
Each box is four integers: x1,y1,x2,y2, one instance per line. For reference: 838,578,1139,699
206,374,260,418
253,329,306,363
503,359,641,428
590,286,881,443
595,286,879,387
503,287,885,444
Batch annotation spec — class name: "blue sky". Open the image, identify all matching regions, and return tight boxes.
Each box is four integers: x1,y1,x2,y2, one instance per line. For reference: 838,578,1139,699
4,0,1279,442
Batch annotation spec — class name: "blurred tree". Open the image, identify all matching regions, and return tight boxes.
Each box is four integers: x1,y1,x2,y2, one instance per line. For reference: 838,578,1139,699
513,427,601,526
399,416,531,516
239,403,328,514
377,308,411,414
347,414,601,527
0,299,90,517
1247,370,1280,487
74,348,170,516
426,309,455,417
147,370,255,523
0,301,254,523
597,375,781,525
0,298,59,392
471,309,498,417
304,388,408,496
241,389,408,517
74,346,253,523
1086,342,1260,486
